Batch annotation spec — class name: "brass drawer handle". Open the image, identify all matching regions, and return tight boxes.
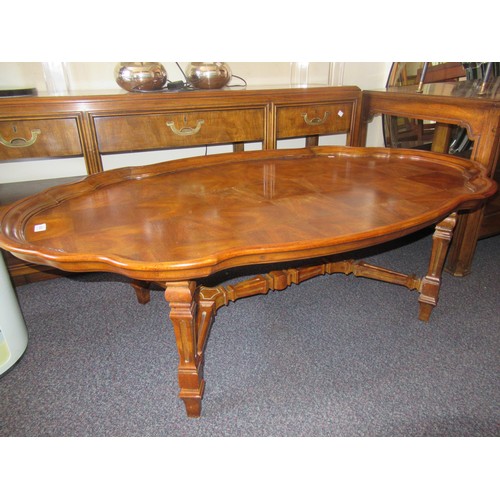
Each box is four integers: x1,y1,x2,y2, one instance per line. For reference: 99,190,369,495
0,128,41,148
166,119,205,136
302,112,330,126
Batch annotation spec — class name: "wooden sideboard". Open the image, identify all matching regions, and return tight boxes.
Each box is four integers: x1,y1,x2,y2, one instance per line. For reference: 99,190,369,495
0,85,363,284
361,78,500,276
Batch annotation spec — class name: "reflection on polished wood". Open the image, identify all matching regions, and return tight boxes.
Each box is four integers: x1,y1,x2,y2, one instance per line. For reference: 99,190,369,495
0,147,495,417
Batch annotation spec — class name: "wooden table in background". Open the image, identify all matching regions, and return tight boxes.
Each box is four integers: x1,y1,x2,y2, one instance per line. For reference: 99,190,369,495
361,78,500,276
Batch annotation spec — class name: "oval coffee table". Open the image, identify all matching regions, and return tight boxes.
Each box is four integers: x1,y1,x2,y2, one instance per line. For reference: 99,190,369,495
0,147,495,417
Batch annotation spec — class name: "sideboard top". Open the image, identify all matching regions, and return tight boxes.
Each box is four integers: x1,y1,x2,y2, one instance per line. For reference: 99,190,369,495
0,84,362,103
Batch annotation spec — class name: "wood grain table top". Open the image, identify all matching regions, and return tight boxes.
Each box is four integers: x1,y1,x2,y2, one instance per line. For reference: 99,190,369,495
0,146,495,281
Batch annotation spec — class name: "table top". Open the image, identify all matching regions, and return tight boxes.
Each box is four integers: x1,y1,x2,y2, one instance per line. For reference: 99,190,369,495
366,77,500,103
0,147,495,281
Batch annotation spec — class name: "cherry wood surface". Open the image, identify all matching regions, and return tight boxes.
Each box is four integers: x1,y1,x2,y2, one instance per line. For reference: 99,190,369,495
361,78,500,276
0,146,495,417
0,146,494,280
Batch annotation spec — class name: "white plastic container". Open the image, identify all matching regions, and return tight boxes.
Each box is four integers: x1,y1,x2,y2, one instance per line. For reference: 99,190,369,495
0,252,28,375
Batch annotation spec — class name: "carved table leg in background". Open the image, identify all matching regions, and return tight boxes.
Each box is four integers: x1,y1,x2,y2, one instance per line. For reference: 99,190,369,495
164,281,206,417
445,208,484,276
418,213,457,321
131,279,151,304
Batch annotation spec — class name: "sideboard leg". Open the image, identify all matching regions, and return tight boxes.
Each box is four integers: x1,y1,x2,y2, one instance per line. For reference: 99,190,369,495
165,281,205,417
445,209,483,276
418,213,457,321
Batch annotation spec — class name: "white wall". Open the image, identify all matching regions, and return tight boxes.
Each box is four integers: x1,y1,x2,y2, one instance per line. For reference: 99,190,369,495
0,62,391,183
343,62,393,147
0,62,375,92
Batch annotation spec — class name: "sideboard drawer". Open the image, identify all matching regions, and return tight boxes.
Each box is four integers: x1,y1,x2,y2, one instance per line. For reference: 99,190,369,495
276,103,353,139
95,108,265,153
0,118,82,160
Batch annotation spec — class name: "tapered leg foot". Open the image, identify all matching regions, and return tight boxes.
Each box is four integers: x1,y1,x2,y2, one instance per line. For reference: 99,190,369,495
418,299,435,322
183,399,202,418
180,381,205,418
178,359,206,418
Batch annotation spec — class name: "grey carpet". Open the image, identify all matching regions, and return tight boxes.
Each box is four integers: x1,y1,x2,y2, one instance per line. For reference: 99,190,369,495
1,231,499,436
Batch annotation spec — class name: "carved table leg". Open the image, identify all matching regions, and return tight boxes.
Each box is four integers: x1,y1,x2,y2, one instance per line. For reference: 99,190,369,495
164,281,205,417
418,213,457,321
